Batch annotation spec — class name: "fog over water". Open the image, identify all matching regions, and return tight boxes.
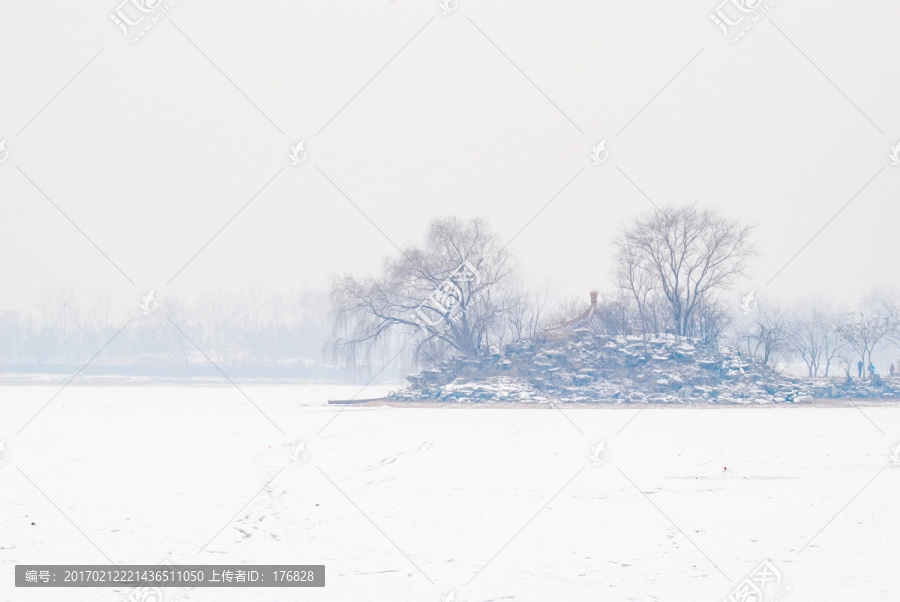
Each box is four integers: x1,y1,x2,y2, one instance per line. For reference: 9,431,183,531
3,2,899,312
2,1,900,376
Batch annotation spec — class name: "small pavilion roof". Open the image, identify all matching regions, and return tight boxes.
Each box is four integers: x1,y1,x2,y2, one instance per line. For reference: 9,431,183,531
545,291,601,336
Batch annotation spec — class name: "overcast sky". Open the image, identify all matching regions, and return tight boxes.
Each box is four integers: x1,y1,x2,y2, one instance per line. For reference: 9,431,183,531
2,0,899,320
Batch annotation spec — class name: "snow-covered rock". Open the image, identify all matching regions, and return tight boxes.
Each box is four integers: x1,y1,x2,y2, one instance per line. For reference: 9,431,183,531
390,332,900,404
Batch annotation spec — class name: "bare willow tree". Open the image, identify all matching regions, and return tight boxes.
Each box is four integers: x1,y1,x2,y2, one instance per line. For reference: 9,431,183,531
614,204,755,337
330,217,516,372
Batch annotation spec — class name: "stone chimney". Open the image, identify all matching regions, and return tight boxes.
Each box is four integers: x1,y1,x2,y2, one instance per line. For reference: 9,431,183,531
589,290,598,306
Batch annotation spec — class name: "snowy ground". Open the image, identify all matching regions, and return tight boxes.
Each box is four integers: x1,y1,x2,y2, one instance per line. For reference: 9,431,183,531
2,385,900,601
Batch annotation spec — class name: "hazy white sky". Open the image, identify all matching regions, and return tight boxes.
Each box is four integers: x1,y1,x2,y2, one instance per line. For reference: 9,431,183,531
2,0,899,320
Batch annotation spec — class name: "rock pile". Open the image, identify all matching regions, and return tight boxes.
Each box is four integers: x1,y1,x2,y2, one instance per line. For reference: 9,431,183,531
390,331,900,404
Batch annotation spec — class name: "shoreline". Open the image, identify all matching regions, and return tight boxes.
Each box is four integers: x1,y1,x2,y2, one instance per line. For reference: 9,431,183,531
339,398,900,409
2,376,896,408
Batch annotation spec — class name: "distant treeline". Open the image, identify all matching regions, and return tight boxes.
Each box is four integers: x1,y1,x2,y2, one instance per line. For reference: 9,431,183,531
7,208,900,382
0,286,341,378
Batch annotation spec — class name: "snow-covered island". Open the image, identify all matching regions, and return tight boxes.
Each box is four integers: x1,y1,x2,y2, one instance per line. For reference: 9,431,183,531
393,330,899,405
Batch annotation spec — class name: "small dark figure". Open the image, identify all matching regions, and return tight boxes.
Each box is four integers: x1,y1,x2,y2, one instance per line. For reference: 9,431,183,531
858,360,864,378
868,362,876,379
891,364,896,378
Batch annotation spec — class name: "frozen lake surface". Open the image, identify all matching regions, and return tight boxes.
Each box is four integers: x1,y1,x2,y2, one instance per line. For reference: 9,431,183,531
2,384,899,601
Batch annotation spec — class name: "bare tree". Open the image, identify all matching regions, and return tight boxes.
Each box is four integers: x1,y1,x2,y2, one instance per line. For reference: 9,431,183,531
876,289,900,351
615,238,661,337
37,284,78,332
614,204,755,337
161,294,193,366
694,297,732,344
504,288,551,344
592,292,637,336
736,302,790,367
838,292,897,368
93,289,111,329
330,217,515,372
820,315,845,377
788,304,844,377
